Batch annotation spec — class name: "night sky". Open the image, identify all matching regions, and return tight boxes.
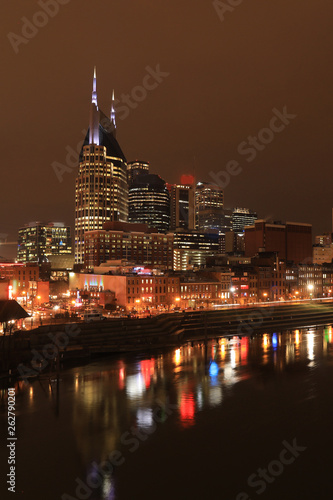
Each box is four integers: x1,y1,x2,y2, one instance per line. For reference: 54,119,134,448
2,0,333,258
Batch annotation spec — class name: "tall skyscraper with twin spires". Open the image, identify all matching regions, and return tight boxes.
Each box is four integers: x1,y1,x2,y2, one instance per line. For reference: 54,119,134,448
75,68,128,264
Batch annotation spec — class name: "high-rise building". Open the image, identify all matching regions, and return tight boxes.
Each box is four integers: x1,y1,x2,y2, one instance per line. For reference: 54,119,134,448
232,208,257,233
17,222,72,263
127,161,149,185
168,178,195,231
195,182,224,232
128,174,170,232
245,220,312,264
75,68,128,264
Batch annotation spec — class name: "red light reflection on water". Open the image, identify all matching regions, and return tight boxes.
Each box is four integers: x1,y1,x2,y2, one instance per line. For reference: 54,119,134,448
180,392,195,427
140,359,155,389
240,337,249,364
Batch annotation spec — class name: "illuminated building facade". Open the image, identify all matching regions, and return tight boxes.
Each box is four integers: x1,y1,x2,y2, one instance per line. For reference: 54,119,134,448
75,68,128,264
195,182,224,232
128,174,170,232
173,230,219,271
232,208,257,233
69,271,181,309
179,277,222,308
127,161,149,185
17,222,72,263
84,222,174,269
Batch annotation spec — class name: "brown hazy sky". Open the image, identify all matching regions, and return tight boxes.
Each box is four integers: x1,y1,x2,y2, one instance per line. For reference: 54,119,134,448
1,0,333,258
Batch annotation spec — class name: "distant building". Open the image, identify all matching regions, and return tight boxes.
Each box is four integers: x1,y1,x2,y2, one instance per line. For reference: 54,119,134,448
232,208,257,233
245,220,312,264
128,174,170,232
225,231,245,254
195,182,224,232
84,222,174,269
173,230,219,271
313,244,333,265
315,233,332,246
17,222,72,263
168,182,195,231
127,161,149,185
75,68,128,264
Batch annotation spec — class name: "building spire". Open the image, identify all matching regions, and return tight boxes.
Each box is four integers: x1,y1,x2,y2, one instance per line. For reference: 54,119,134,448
89,66,100,145
92,66,98,108
110,89,116,130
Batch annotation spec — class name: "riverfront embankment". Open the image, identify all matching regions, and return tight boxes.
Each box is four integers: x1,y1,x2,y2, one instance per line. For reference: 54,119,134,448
1,301,333,375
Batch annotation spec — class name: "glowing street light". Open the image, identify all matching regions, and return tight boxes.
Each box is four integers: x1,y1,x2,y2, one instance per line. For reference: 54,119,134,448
307,283,314,300
230,287,236,305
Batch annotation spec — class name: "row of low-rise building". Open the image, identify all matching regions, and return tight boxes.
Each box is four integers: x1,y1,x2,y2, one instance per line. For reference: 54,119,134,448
3,254,333,312
65,255,333,311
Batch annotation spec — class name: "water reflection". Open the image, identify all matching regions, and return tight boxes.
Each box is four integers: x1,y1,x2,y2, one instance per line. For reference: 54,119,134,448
307,331,315,362
6,325,333,500
180,392,195,427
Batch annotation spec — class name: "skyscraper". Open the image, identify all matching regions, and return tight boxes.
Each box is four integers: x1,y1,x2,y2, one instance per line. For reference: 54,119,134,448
168,177,195,231
75,68,128,264
128,174,170,232
127,161,150,185
195,182,224,232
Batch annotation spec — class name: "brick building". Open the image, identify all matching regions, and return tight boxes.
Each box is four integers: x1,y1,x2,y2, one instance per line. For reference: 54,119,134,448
245,220,312,264
84,222,174,270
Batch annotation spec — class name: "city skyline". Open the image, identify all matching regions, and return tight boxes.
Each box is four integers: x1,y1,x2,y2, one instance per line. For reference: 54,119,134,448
2,0,333,260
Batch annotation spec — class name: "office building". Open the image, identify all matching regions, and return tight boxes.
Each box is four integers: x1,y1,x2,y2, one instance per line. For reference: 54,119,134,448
195,182,224,232
128,174,170,231
173,230,219,270
232,208,257,233
245,220,312,264
168,180,195,230
84,222,174,269
17,222,72,263
75,68,128,263
127,161,149,185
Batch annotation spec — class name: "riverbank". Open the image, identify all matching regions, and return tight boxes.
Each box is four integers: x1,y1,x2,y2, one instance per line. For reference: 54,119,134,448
1,301,333,376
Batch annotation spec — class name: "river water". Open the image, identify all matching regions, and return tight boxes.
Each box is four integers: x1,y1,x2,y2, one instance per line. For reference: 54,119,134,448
1,326,333,499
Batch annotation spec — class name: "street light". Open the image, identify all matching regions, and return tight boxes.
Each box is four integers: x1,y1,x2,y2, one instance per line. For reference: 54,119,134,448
307,284,314,300
230,287,236,305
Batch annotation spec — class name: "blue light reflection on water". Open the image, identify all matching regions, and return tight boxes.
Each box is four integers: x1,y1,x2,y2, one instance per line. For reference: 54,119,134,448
4,326,333,500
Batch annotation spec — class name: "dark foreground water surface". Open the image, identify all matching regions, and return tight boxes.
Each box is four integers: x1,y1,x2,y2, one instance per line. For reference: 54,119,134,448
2,326,333,500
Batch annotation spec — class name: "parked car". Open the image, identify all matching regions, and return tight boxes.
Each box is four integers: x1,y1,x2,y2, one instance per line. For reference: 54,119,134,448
83,311,106,323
